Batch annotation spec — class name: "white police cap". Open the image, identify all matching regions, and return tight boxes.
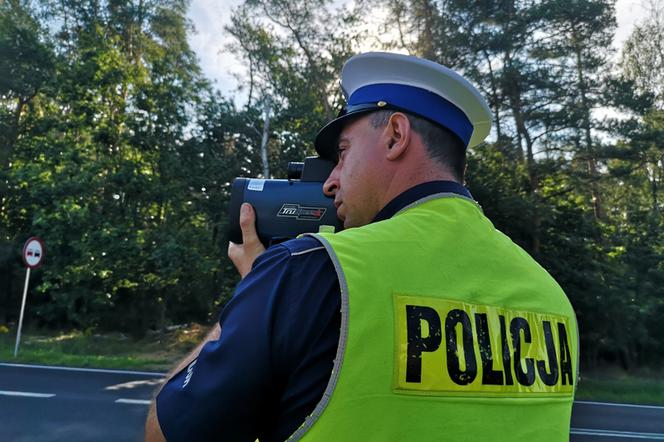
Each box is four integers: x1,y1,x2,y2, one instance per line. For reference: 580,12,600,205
315,52,492,160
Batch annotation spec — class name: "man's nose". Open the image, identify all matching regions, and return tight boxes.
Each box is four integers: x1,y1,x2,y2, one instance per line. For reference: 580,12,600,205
323,167,339,197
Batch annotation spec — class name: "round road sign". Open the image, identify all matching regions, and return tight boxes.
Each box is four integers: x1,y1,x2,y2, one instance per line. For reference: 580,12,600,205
22,237,45,269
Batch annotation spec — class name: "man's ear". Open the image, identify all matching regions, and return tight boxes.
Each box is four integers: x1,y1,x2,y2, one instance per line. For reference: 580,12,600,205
384,112,411,161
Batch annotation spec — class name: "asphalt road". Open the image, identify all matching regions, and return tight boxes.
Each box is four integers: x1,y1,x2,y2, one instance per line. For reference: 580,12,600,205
0,362,162,442
1,362,663,441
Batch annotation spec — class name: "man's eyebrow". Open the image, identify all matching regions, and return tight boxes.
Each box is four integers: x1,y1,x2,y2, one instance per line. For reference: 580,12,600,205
337,136,350,147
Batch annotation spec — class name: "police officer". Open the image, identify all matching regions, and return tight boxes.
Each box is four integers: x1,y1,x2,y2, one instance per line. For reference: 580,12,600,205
146,52,579,441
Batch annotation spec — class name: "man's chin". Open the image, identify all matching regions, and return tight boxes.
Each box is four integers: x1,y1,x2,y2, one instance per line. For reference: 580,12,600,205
339,214,352,229
338,210,367,229
343,217,362,229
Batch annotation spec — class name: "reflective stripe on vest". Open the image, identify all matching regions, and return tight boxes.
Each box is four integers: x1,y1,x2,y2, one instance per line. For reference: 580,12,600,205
289,195,579,442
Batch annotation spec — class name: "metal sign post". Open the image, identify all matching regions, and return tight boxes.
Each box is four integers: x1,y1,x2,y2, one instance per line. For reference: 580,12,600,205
14,268,31,357
14,237,45,358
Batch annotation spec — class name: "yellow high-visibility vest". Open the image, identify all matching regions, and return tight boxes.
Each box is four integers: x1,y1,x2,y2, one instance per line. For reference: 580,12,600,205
290,194,579,441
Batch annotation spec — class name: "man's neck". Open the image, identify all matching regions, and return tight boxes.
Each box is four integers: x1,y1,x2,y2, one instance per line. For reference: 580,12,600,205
381,163,459,212
372,180,471,224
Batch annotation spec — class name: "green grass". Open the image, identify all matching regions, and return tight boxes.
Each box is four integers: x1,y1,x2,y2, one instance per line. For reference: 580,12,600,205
576,369,664,405
0,325,207,372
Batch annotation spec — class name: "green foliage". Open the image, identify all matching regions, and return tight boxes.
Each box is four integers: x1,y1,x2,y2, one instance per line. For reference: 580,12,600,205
225,0,364,170
377,0,664,370
620,1,664,106
1,0,663,372
1,0,233,336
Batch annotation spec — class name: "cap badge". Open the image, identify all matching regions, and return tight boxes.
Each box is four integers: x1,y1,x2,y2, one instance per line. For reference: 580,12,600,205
377,100,387,107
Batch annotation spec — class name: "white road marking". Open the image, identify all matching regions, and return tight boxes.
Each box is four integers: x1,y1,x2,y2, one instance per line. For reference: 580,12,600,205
105,379,163,391
115,398,151,405
0,390,55,398
571,428,664,439
0,362,165,377
576,400,664,411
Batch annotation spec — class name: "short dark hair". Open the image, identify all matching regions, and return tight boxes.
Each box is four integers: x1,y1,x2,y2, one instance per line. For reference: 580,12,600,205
368,110,466,181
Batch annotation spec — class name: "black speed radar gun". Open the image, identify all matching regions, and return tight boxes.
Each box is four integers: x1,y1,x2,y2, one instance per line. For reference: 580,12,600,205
228,156,343,247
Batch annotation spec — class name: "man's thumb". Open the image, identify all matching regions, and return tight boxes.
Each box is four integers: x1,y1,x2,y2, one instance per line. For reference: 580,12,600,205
239,203,259,244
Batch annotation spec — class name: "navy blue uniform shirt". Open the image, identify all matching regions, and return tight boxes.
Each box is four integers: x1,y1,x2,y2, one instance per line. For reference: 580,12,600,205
157,181,472,441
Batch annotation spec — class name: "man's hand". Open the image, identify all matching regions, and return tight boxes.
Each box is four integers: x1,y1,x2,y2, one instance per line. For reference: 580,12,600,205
145,401,166,442
228,203,266,279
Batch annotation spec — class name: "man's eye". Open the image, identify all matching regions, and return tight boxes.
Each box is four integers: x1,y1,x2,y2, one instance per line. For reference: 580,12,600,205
337,148,347,160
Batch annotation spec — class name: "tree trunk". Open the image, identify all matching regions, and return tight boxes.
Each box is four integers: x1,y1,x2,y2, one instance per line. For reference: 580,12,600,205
573,30,603,220
483,51,503,144
505,60,540,254
415,0,436,60
260,96,271,178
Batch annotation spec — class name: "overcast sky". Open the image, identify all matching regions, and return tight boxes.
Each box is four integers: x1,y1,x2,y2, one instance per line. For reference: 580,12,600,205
186,0,650,101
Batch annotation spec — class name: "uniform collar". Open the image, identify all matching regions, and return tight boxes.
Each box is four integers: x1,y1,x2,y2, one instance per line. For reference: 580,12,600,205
372,181,473,223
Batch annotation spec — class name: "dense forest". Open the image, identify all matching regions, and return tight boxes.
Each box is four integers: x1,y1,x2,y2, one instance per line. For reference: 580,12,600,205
1,0,662,370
